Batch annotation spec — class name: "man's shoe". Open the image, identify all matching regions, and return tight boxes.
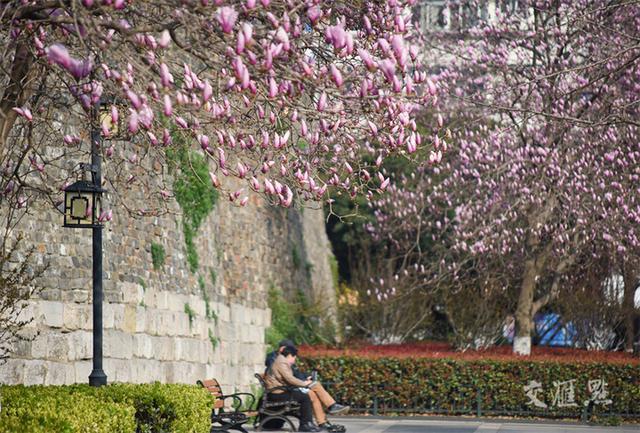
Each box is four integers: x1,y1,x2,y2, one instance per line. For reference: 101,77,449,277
318,421,346,432
327,403,350,415
299,422,321,432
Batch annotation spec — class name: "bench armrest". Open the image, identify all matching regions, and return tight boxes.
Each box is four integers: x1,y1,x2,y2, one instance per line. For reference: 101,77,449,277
222,392,256,411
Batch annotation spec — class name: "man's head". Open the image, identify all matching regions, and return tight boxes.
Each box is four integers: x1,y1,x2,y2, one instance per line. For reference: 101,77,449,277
277,339,295,353
281,345,298,364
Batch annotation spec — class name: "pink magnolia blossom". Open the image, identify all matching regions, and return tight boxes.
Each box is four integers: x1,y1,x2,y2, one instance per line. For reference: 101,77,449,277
217,7,238,34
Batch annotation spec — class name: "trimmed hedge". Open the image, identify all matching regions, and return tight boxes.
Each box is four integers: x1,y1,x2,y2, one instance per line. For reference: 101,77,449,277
298,356,640,419
0,383,213,433
0,385,135,433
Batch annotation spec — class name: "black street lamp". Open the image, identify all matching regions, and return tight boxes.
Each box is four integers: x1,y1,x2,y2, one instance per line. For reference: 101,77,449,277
63,103,110,386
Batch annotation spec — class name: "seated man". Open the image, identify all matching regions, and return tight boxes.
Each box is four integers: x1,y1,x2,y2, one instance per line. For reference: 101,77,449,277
265,345,320,432
266,340,349,432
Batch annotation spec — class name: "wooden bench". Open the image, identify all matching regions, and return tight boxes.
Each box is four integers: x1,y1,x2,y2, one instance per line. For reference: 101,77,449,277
254,373,302,431
197,378,256,433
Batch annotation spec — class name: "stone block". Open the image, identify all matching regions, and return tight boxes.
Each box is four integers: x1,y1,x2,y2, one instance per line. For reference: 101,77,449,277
156,311,172,336
11,337,31,358
61,289,90,303
130,358,162,383
176,338,198,363
105,358,131,383
247,325,262,344
122,282,144,305
153,336,175,361
171,293,189,312
247,307,258,325
135,306,147,333
216,302,230,322
133,334,153,359
123,305,137,333
240,343,257,365
156,291,169,309
177,312,192,337
105,289,123,303
162,361,178,383
228,343,239,366
189,295,206,317
145,308,159,335
209,341,220,364
105,330,133,359
162,361,201,384
63,302,91,330
0,359,25,385
40,300,64,328
46,332,70,361
143,287,156,308
229,304,246,325
111,304,125,330
173,337,183,360
68,331,92,360
103,302,116,329
45,361,74,385
252,325,265,344
205,363,217,381
74,360,92,383
29,331,49,359
16,302,39,329
23,360,48,385
218,322,235,342
191,318,207,339
264,308,272,328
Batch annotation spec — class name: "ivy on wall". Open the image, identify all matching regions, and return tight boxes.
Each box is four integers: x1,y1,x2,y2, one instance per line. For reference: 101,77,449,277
150,243,166,271
167,136,218,273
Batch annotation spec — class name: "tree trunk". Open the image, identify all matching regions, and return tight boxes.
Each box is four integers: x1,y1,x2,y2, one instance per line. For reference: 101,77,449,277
622,264,638,352
0,41,35,161
513,247,550,355
514,257,537,355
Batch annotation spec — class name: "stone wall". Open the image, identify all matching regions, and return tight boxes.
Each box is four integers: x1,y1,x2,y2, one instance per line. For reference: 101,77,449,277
0,182,336,391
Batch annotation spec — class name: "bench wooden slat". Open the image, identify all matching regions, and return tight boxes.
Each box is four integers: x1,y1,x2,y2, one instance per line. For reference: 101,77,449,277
198,378,224,408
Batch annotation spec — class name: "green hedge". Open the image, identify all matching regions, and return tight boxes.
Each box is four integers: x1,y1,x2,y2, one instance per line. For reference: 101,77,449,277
0,383,213,433
298,356,640,419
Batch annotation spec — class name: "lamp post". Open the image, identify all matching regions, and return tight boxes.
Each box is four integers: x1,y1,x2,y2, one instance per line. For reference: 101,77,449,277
63,103,110,386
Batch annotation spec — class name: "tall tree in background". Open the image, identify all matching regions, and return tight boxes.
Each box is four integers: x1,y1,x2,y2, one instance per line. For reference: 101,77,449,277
371,0,640,354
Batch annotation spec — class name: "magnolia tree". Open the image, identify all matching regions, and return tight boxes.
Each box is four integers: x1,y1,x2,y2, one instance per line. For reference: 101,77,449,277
371,1,640,354
1,0,435,213
0,0,438,355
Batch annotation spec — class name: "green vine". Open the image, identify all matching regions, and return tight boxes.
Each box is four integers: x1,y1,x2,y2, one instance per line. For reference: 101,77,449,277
208,328,219,350
198,274,217,322
184,303,196,328
150,243,166,271
291,245,301,269
168,135,218,273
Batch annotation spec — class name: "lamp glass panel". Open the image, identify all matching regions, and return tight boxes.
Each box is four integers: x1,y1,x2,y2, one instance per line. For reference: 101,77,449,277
70,196,89,219
95,195,102,220
99,106,118,136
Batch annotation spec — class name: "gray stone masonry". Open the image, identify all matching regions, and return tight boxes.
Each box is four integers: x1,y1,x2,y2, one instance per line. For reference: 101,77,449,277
0,174,335,392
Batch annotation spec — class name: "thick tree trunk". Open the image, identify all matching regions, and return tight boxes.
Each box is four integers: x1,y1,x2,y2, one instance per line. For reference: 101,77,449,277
0,41,35,161
514,246,551,355
514,257,537,355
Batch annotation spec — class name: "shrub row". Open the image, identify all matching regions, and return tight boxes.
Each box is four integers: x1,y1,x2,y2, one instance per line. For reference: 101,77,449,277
0,383,212,433
299,356,640,418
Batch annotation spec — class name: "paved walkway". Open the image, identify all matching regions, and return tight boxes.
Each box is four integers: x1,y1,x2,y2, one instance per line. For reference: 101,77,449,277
260,416,640,433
